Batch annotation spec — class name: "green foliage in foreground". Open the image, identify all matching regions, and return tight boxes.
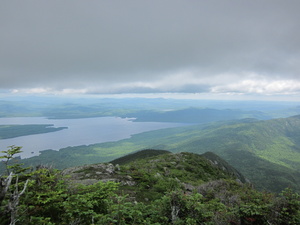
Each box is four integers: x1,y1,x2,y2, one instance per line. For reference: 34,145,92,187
1,150,300,225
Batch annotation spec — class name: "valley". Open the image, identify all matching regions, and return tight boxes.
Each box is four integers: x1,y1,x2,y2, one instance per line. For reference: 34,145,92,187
1,97,300,194
2,2,300,223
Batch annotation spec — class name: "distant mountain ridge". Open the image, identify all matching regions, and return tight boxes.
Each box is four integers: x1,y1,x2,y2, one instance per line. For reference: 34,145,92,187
125,107,270,123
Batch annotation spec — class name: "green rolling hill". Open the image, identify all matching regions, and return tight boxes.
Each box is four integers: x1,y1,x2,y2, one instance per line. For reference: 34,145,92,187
125,107,270,123
168,115,300,192
8,115,300,193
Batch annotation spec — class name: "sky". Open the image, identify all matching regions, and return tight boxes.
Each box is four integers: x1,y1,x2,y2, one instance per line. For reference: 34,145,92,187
1,0,300,100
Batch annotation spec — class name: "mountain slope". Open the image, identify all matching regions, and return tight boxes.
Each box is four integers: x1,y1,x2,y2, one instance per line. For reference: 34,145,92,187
174,115,300,169
109,149,246,183
170,115,300,192
110,149,171,165
63,151,247,201
3,150,299,224
14,115,300,192
125,107,270,123
104,115,300,192
59,151,299,224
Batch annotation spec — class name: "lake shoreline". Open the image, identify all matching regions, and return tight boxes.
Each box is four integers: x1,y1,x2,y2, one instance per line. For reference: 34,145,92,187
0,116,186,159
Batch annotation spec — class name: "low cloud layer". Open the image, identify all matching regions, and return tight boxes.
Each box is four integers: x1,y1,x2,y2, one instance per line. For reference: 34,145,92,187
1,1,300,99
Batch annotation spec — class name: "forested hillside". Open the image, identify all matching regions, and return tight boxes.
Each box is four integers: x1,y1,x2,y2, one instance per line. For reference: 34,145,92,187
11,115,300,193
124,107,270,123
1,149,299,224
171,115,300,192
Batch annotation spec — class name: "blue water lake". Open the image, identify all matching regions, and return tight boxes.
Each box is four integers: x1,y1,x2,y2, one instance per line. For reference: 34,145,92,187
0,117,185,158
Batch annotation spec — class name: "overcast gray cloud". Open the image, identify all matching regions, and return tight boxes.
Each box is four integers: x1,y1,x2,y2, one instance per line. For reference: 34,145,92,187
1,0,300,99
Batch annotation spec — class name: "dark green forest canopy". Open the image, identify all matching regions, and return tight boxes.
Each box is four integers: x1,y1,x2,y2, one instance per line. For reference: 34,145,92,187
1,150,299,225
